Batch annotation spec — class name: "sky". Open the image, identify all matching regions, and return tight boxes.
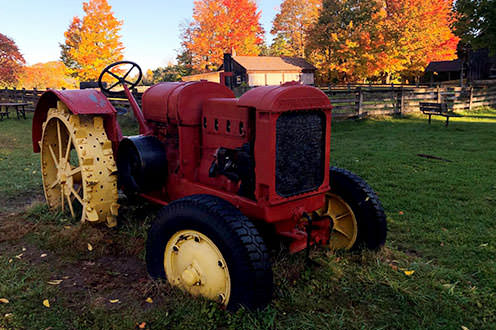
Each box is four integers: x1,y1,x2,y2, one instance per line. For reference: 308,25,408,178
0,0,283,71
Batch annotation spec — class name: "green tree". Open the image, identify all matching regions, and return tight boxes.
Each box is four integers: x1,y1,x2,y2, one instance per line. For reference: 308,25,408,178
454,0,496,54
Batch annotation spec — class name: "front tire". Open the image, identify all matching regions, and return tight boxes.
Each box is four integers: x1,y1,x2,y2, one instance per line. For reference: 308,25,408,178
323,167,387,250
146,194,273,310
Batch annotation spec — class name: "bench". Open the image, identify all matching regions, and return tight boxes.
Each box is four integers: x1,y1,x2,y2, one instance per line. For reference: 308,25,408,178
0,102,32,120
419,102,452,127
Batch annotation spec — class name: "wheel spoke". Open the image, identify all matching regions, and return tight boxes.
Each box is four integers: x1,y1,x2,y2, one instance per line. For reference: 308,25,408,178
49,178,60,189
70,166,81,177
122,66,134,80
60,188,65,213
333,223,351,239
71,186,83,205
64,134,72,163
56,120,62,162
335,212,351,221
107,70,121,81
108,80,121,91
48,145,59,168
66,194,75,217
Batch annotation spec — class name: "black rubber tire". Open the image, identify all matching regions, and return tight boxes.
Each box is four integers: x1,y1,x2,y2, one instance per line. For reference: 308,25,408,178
330,166,387,250
146,194,273,310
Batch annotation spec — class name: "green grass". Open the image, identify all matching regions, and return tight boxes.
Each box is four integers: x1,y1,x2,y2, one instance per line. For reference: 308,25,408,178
1,110,496,329
0,116,42,212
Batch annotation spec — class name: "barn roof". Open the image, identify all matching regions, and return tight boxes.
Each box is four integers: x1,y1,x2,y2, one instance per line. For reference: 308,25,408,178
231,56,316,72
425,60,462,72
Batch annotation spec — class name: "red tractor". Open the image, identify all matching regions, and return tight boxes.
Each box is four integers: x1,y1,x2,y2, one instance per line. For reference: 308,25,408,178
32,61,387,309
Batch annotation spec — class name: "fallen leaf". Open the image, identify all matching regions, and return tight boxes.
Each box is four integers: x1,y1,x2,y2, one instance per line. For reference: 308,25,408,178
22,247,26,252
109,299,119,304
441,227,448,232
47,280,63,285
87,243,93,251
145,297,153,304
43,299,50,308
442,283,456,294
4,313,13,318
40,254,47,258
15,253,23,259
64,226,71,229
403,270,415,276
479,243,488,247
440,242,444,247
138,322,147,329
399,211,404,215
0,298,9,304
461,326,469,330
8,259,13,263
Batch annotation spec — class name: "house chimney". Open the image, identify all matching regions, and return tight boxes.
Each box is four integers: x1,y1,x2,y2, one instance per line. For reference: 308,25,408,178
223,53,233,89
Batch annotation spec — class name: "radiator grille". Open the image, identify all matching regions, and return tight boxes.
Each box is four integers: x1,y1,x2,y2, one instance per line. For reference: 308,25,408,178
275,111,325,197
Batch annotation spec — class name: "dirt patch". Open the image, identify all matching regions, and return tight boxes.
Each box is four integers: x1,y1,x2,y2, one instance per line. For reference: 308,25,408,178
0,192,44,215
0,212,37,243
53,254,153,310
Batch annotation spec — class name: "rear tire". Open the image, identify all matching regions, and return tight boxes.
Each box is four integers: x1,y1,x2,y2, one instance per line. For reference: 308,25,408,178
146,194,273,310
329,166,387,250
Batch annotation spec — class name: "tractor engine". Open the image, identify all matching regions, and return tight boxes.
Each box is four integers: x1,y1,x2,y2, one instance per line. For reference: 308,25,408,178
117,81,332,227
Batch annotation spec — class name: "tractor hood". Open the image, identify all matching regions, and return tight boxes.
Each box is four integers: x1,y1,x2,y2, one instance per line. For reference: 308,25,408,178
238,83,332,112
142,81,235,125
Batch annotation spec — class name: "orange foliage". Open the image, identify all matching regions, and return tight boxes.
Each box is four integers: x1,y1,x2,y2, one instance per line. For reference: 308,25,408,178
182,0,264,72
308,0,459,83
0,33,25,88
383,0,459,79
271,0,322,57
17,62,78,90
61,0,124,81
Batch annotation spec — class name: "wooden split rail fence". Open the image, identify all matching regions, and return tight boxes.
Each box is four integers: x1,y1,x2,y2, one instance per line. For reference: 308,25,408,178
1,84,495,120
322,83,496,119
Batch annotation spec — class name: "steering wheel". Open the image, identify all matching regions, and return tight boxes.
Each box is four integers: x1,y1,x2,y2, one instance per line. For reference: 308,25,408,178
98,61,142,94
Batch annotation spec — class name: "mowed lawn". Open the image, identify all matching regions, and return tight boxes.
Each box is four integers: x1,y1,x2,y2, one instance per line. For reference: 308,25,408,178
0,109,495,329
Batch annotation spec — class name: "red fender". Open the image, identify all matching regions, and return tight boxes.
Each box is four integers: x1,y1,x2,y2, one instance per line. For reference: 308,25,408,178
32,89,123,153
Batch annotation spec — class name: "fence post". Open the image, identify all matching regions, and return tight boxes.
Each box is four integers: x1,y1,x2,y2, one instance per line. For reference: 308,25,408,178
469,86,473,111
356,87,363,116
400,87,405,115
437,85,441,103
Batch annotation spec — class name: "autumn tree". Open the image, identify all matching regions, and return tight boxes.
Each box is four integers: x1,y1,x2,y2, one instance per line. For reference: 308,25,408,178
182,0,264,72
17,61,78,90
270,0,322,57
60,0,124,81
0,34,25,87
307,0,386,83
384,0,459,81
307,0,459,83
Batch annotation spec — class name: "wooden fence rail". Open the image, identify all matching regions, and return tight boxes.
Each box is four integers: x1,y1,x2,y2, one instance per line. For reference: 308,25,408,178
321,84,496,119
1,84,495,120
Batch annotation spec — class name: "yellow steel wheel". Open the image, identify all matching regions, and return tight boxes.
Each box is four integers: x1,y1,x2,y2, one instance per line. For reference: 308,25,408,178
40,101,119,227
164,230,231,305
318,193,358,250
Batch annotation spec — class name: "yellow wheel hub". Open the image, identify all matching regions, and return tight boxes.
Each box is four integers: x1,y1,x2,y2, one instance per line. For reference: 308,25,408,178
164,230,231,305
40,102,119,227
318,193,358,250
